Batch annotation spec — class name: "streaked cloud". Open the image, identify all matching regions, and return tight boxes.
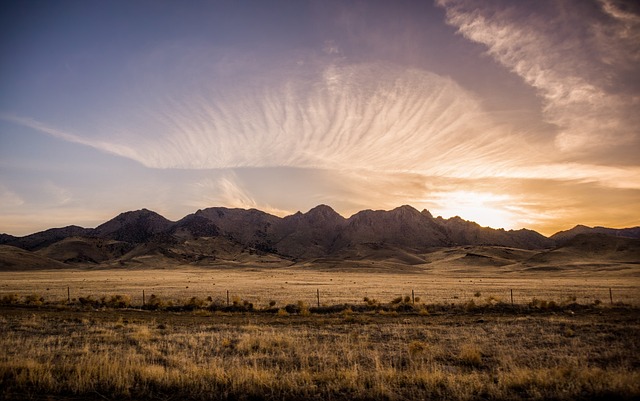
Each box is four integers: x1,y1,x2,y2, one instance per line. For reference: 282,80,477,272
436,0,640,162
189,173,291,217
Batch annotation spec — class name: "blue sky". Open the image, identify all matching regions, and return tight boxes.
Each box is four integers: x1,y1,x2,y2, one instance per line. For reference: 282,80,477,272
1,0,639,236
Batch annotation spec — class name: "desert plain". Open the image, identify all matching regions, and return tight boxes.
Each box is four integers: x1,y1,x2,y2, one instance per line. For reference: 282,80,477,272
1,246,639,401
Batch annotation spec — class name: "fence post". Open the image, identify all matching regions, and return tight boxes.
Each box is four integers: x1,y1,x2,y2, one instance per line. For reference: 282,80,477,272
317,289,320,308
142,290,145,306
67,286,70,303
412,289,415,304
510,289,514,305
609,288,613,305
227,290,230,306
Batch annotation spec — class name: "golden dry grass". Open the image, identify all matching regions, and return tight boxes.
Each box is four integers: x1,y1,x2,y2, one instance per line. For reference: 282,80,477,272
0,267,638,308
0,266,638,400
0,306,638,400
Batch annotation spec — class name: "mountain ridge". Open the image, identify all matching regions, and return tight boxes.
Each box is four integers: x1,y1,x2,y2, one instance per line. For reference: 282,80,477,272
1,205,638,269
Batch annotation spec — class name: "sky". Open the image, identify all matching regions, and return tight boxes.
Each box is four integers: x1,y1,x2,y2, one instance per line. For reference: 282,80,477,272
1,0,639,237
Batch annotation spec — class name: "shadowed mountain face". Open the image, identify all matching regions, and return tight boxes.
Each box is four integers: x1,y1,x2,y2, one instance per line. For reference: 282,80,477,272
194,207,281,249
333,206,450,251
1,205,638,269
272,205,347,258
93,209,174,243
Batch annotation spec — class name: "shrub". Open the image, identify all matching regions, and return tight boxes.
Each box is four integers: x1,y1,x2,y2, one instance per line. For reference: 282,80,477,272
474,291,481,297
185,296,207,309
276,308,289,316
1,293,19,304
24,293,44,306
486,295,501,305
102,294,131,308
391,296,403,304
464,300,477,311
78,296,100,308
146,294,165,310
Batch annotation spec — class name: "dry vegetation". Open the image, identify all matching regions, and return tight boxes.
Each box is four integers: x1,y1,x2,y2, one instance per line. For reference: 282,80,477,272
0,268,639,400
1,304,639,401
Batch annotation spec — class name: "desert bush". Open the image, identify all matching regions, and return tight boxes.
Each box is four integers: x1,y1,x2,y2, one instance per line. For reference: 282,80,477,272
391,296,403,304
24,293,44,306
463,300,477,311
78,296,100,308
1,293,19,304
185,296,209,309
102,294,131,308
486,295,501,305
145,294,165,310
363,297,379,306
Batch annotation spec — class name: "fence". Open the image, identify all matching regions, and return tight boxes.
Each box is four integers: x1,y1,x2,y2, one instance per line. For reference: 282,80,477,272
2,284,635,309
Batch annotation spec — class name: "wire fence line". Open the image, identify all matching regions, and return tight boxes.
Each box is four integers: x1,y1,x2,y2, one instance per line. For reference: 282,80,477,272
2,284,637,308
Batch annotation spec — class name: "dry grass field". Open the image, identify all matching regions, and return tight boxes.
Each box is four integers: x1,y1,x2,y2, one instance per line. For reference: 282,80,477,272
1,264,639,400
0,265,638,308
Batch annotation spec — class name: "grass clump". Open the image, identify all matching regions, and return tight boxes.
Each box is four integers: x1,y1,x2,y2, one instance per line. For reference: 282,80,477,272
458,343,483,368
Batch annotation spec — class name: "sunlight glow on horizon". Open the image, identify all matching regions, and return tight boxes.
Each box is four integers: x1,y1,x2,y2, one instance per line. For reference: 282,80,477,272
424,191,516,231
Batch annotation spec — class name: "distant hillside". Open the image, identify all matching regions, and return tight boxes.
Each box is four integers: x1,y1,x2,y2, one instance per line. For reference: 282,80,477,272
36,237,133,264
1,226,92,251
0,245,70,270
550,225,640,244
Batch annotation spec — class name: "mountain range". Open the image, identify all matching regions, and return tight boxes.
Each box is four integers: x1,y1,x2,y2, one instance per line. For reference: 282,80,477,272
1,205,639,270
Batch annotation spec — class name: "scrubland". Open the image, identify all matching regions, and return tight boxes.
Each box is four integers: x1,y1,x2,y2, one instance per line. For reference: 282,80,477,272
0,267,639,400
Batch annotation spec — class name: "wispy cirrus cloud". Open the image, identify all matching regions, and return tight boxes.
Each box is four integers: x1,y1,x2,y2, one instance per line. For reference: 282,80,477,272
0,113,141,162
436,0,640,162
2,56,537,175
188,173,291,217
